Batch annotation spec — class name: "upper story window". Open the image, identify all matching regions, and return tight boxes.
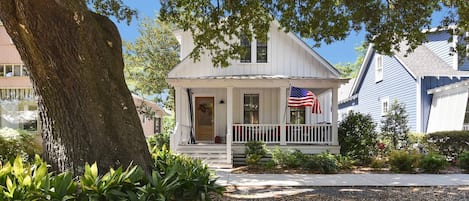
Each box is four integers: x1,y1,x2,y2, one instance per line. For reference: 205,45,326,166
256,39,267,63
240,36,251,63
375,55,383,82
239,34,269,63
0,64,28,77
154,117,162,134
243,94,259,124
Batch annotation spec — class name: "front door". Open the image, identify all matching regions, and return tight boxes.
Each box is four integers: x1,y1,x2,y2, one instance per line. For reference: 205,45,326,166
195,97,214,141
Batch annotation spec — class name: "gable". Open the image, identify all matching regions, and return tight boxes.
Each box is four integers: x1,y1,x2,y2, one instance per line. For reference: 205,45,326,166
168,22,340,79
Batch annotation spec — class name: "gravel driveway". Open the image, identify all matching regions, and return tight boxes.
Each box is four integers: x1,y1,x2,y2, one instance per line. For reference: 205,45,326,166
211,186,469,200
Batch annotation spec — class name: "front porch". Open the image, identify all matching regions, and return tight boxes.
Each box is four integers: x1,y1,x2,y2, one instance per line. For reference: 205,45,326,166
169,78,343,167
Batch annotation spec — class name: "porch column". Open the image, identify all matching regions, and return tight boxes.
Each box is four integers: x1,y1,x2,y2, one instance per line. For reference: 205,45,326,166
171,86,182,152
332,87,339,145
279,87,287,145
226,87,233,164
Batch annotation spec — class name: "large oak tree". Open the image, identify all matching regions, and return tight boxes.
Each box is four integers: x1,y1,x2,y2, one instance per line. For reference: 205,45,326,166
0,0,153,175
160,0,469,67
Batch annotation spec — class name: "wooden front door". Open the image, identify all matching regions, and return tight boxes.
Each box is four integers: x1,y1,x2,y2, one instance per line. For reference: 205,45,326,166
195,97,214,141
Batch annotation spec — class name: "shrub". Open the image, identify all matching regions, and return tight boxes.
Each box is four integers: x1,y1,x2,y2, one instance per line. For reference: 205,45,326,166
388,150,420,173
381,100,410,149
336,155,354,170
147,132,170,150
338,111,378,164
305,152,339,174
245,141,267,166
271,147,289,167
370,157,387,169
457,151,469,171
0,128,41,163
271,148,305,168
420,153,447,173
424,130,469,161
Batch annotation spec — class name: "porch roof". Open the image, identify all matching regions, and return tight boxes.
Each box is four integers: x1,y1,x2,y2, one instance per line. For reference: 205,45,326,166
166,75,348,88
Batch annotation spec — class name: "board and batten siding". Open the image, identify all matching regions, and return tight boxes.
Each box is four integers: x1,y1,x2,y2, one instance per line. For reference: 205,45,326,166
357,53,417,131
190,88,227,139
170,24,335,79
420,77,468,133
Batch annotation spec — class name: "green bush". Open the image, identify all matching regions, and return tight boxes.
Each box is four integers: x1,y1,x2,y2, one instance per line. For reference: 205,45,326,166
0,149,225,201
380,100,410,149
424,130,469,161
338,111,378,165
245,141,267,166
147,132,170,150
336,155,354,170
457,151,469,171
0,128,41,163
271,148,305,168
420,153,447,173
303,152,339,174
388,150,420,173
370,157,387,169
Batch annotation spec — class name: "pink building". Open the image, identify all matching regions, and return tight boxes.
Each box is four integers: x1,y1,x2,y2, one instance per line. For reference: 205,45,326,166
0,22,167,137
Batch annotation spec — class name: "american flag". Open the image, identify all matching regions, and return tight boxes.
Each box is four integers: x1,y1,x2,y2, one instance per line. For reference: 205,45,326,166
288,86,322,113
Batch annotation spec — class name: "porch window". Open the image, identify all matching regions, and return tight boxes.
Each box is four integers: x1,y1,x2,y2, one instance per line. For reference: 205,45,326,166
154,117,162,134
256,39,267,63
243,94,259,124
240,36,251,63
290,107,305,124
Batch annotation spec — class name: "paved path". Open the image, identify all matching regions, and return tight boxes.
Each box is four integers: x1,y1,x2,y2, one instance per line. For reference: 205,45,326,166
215,170,469,187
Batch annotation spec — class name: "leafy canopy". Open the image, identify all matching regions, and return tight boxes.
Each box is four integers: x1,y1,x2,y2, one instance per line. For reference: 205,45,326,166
160,0,469,67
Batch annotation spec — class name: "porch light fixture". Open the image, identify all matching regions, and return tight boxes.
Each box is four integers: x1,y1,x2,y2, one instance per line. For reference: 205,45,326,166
219,99,225,104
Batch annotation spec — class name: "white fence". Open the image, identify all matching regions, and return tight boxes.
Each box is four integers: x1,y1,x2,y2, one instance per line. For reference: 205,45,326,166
232,124,332,144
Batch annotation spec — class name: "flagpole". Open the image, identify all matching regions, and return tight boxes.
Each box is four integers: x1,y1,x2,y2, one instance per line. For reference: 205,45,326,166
283,84,291,124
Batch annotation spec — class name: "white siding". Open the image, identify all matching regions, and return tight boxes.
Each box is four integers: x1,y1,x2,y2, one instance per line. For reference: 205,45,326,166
427,87,468,133
169,24,335,79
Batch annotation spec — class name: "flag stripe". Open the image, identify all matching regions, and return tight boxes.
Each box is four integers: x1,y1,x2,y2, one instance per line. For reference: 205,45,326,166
288,86,322,114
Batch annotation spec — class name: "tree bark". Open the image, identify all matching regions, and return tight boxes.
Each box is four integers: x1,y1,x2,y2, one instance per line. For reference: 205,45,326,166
0,1,153,175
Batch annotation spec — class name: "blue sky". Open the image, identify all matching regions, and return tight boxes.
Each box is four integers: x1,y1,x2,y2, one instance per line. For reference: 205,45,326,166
114,1,449,65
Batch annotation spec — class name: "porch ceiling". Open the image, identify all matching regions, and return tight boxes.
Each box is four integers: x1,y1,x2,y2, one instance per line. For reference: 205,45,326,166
166,76,348,88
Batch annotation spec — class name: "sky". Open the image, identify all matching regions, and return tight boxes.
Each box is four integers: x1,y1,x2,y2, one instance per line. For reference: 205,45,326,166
114,1,449,66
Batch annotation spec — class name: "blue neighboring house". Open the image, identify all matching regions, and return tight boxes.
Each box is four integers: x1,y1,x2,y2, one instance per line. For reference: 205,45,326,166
339,30,469,133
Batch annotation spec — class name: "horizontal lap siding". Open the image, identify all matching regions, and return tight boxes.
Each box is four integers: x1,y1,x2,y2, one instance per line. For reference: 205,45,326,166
357,53,417,131
424,32,454,68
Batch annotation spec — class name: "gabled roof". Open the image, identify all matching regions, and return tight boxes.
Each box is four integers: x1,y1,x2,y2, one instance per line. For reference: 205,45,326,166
167,20,341,80
350,42,469,96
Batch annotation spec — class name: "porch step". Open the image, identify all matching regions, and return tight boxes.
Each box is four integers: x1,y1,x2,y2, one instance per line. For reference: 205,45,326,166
176,145,232,169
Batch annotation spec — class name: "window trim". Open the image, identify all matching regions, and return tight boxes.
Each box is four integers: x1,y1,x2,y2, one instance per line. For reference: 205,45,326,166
240,89,262,124
381,97,389,116
154,117,162,134
238,33,270,64
240,36,252,63
289,107,306,124
375,54,383,82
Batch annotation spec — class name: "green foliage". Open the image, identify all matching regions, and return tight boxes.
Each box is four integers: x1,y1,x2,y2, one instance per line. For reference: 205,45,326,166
388,150,420,173
0,128,41,163
335,43,367,78
147,132,170,151
424,130,469,161
457,151,469,171
0,152,224,201
303,153,339,174
420,153,447,173
245,141,267,166
338,111,378,164
381,100,410,149
370,157,387,169
158,1,469,67
124,17,179,106
271,148,305,168
150,146,225,200
87,0,137,24
336,155,355,170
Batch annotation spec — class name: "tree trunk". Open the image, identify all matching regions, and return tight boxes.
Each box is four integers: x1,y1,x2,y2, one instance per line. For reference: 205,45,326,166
0,1,153,175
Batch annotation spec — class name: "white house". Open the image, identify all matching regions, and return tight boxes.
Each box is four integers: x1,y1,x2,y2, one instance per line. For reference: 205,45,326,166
167,22,347,167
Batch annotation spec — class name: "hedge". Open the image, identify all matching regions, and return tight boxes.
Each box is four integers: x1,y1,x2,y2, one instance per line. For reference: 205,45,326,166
424,130,469,161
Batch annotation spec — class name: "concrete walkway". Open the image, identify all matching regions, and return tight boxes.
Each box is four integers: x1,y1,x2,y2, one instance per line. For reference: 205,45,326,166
215,170,469,187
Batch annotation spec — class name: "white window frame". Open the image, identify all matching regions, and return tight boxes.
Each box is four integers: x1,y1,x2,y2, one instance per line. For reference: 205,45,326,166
239,33,270,64
381,97,389,116
240,89,262,124
375,54,383,82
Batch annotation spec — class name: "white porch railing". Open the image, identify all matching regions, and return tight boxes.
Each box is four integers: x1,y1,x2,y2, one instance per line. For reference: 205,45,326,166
232,124,333,144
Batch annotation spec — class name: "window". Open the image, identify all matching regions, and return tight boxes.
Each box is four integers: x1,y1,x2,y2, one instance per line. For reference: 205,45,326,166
243,94,259,124
13,65,21,76
240,36,251,63
5,65,12,77
375,55,383,82
290,107,305,124
381,97,389,116
22,66,29,76
256,39,267,63
0,64,26,77
0,65,4,77
154,117,162,134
